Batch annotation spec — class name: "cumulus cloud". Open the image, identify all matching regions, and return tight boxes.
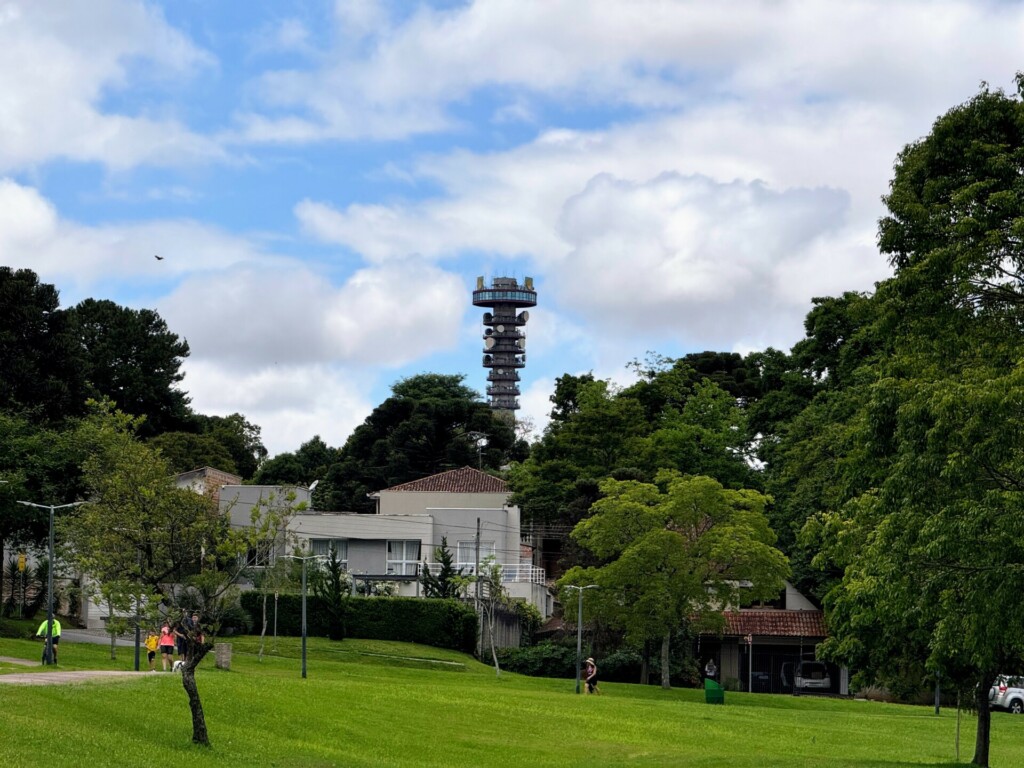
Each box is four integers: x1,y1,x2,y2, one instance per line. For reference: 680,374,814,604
160,260,466,369
0,0,222,171
230,0,1024,143
552,172,852,349
0,178,475,453
0,178,272,301
181,359,373,456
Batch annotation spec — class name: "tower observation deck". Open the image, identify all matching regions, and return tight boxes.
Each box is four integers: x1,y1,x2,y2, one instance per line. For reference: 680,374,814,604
472,276,537,415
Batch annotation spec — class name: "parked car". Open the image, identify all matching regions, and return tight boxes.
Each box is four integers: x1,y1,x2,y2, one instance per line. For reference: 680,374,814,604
989,676,1024,714
794,661,831,691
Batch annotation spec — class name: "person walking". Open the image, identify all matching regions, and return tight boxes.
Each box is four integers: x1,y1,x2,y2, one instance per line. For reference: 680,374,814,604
704,658,718,682
144,628,160,672
35,617,61,664
158,624,175,671
174,612,192,665
584,657,600,695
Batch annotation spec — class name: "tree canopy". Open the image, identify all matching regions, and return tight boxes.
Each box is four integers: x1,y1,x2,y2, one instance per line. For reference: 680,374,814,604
320,374,518,512
560,472,789,688
803,78,1024,768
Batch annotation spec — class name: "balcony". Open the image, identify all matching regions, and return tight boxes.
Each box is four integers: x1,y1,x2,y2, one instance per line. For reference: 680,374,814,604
424,562,546,585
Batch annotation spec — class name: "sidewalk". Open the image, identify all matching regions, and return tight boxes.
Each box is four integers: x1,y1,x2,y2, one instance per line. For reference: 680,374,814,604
0,670,145,685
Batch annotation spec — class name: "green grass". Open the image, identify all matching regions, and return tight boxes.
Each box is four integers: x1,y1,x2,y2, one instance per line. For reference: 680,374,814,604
0,631,1021,767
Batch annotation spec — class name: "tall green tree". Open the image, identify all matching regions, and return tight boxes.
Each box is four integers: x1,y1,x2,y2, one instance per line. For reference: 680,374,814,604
0,412,85,610
69,299,192,437
809,78,1024,768
322,374,516,512
560,472,789,689
148,431,238,475
0,267,88,423
192,413,267,479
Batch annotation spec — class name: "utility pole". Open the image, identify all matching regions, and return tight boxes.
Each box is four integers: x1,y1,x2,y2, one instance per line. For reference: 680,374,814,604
17,500,86,665
565,584,599,694
475,518,482,657
283,554,325,678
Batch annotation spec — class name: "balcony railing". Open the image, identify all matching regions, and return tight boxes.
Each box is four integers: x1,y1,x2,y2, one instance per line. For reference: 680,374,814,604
424,562,546,585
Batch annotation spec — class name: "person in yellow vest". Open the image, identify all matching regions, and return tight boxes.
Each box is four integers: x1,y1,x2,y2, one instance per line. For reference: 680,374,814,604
144,628,160,671
35,617,61,664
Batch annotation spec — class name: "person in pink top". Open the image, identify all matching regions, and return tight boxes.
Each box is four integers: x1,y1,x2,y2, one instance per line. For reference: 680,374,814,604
158,624,175,671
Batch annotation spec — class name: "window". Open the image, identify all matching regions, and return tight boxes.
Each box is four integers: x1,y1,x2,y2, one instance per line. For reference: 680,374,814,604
310,539,348,568
245,540,276,568
386,540,421,575
457,540,495,572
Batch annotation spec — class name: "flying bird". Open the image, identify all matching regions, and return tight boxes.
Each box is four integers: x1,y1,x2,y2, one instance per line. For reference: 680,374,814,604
154,254,164,260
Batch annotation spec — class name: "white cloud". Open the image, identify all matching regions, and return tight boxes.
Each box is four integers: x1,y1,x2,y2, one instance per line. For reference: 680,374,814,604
181,359,373,456
552,172,852,350
0,178,273,301
0,0,223,170
160,260,466,369
231,0,1024,143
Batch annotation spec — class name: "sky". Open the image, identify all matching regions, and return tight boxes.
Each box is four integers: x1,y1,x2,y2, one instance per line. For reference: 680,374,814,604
2,0,1021,457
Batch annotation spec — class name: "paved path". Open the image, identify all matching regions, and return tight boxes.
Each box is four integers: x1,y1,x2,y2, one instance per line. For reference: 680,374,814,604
0,669,147,685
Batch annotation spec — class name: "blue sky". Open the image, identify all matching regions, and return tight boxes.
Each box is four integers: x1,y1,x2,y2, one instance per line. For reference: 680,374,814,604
3,0,1022,456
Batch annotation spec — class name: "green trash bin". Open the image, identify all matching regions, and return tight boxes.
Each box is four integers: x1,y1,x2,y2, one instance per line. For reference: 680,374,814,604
704,678,725,704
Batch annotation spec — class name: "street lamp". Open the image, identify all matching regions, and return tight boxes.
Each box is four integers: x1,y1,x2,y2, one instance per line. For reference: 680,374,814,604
565,584,599,694
17,499,86,665
283,553,326,678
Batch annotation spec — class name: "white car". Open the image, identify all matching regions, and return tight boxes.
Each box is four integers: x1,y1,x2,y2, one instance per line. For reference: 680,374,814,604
794,661,831,691
989,676,1024,714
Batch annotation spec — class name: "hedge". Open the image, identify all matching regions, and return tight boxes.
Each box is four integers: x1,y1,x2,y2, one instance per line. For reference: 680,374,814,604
240,592,477,653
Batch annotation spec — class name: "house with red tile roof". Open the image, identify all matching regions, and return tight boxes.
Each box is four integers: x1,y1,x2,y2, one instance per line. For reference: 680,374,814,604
699,581,847,695
274,467,551,618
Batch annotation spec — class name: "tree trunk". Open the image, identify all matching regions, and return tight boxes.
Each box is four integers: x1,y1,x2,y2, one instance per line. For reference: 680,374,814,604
487,606,501,676
660,632,671,689
107,597,117,660
973,672,996,767
0,535,5,617
259,592,267,661
639,640,650,685
181,640,213,746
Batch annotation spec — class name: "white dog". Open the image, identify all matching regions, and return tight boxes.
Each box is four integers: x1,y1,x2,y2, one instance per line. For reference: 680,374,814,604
172,660,184,672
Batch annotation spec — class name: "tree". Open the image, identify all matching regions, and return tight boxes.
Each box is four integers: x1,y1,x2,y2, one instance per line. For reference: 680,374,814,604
69,298,191,437
808,79,1024,767
476,555,510,676
0,267,88,423
560,472,789,689
192,413,267,479
322,374,516,512
420,537,464,599
310,544,350,641
148,431,238,475
61,401,274,747
0,412,86,611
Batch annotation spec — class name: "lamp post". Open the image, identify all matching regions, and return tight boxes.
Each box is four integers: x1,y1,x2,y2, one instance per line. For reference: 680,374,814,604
283,553,325,678
565,584,599,694
17,500,86,665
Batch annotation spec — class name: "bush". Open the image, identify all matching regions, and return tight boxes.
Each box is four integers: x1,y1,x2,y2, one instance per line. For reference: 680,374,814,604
497,642,577,678
599,646,645,683
239,592,477,653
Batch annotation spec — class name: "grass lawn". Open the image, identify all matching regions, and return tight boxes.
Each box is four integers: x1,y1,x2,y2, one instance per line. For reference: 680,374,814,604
1,628,1021,767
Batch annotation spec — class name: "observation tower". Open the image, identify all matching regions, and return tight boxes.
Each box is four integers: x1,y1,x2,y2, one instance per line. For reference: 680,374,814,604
472,276,537,417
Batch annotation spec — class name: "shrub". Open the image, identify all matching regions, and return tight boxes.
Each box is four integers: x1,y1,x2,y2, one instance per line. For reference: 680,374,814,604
239,592,477,653
497,642,577,677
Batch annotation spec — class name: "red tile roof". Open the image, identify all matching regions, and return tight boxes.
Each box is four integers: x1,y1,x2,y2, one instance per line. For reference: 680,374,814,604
382,466,508,494
719,610,827,638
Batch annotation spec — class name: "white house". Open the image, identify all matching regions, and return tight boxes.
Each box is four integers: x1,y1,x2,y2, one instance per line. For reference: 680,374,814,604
218,467,552,618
